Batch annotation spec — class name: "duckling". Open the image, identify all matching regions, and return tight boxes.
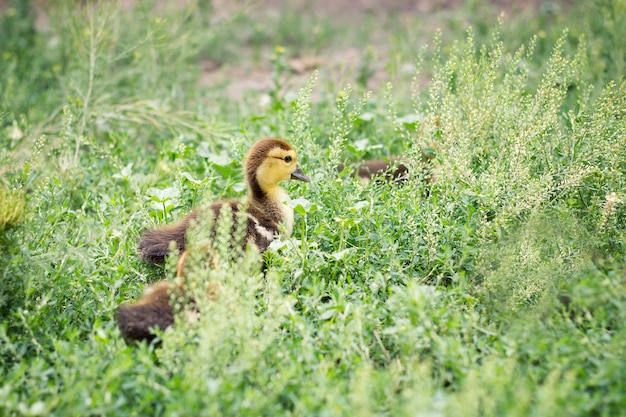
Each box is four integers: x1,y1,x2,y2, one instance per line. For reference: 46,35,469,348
117,250,216,343
338,150,435,184
117,281,179,343
138,138,310,264
346,158,409,183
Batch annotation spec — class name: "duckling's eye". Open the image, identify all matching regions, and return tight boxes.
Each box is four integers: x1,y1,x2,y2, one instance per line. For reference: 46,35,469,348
284,156,293,163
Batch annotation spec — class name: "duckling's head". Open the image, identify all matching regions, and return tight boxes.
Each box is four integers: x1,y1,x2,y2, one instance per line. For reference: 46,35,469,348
246,138,309,199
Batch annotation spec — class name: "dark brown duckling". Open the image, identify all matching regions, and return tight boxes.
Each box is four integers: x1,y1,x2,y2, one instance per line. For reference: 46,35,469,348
118,247,218,343
338,150,435,184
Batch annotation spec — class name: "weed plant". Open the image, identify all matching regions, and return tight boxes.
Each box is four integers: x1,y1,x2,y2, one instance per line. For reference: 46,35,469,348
1,1,625,416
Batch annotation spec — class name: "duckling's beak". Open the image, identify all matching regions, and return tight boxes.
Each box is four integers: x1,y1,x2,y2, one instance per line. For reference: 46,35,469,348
291,165,310,182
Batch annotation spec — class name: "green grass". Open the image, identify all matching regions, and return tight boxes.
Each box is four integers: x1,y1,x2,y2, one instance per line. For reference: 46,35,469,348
1,0,625,415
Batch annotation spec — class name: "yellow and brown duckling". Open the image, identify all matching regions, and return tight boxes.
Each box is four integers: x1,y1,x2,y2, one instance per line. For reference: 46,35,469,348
119,138,309,342
138,137,310,264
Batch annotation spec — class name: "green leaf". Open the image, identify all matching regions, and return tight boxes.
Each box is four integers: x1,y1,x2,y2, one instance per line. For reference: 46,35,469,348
285,197,318,215
147,186,180,202
329,248,353,261
396,113,422,129
348,200,369,213
112,163,133,180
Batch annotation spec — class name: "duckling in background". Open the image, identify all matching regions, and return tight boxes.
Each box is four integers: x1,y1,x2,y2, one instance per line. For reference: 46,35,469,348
338,150,435,184
138,138,310,264
343,157,409,183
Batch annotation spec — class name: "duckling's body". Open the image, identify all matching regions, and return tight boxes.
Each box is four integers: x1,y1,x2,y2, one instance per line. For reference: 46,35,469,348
138,138,309,264
120,138,308,343
137,200,273,264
